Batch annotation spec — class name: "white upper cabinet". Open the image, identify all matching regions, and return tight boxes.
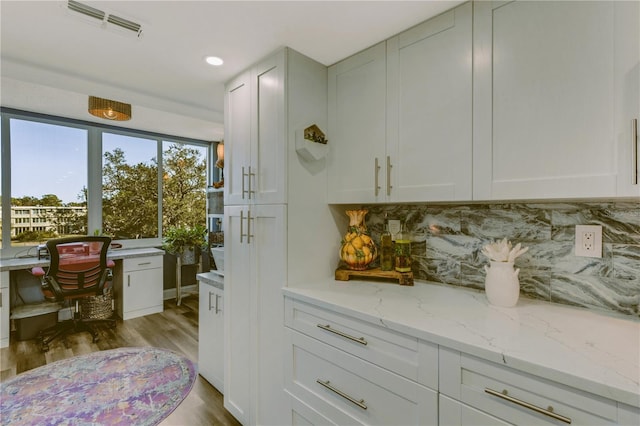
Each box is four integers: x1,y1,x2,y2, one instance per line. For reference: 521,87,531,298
327,2,473,204
225,51,286,206
327,42,387,203
386,1,473,202
473,0,640,200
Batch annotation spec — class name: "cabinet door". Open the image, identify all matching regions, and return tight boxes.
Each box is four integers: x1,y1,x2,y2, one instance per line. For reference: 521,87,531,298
0,272,9,348
122,268,163,318
223,205,252,424
386,2,472,202
327,42,387,203
252,204,287,426
225,71,252,206
199,282,224,392
473,0,640,200
252,51,286,204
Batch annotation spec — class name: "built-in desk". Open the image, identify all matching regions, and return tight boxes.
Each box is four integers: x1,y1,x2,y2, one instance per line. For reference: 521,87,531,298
0,247,164,348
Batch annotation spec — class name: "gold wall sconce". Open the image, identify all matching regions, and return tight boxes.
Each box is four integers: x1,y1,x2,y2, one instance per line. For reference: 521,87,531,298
88,96,132,121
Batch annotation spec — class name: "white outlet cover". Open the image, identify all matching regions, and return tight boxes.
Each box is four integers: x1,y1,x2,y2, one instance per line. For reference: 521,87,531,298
575,225,603,258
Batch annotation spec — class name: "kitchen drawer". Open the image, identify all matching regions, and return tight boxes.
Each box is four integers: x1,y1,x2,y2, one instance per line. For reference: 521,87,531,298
285,297,438,388
289,394,336,426
440,394,510,426
285,328,438,426
123,255,163,272
439,347,619,425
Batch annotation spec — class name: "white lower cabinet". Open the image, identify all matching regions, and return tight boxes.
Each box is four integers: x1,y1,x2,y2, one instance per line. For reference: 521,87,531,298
439,347,625,425
198,280,223,392
0,271,9,348
114,255,163,320
284,297,438,425
439,394,509,426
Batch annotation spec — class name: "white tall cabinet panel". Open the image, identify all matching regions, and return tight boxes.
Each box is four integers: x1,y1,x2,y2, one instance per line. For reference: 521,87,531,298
473,0,640,200
224,204,286,426
223,47,330,426
225,72,252,206
199,280,224,392
0,271,9,348
386,1,472,202
327,42,387,203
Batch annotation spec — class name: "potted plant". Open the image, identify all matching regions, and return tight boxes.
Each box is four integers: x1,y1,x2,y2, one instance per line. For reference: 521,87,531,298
162,225,207,265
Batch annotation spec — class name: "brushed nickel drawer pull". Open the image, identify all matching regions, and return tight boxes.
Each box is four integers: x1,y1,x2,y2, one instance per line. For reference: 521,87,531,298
248,166,255,199
485,388,571,424
317,324,367,345
374,157,381,196
632,119,638,185
386,156,392,196
316,379,367,410
242,166,247,199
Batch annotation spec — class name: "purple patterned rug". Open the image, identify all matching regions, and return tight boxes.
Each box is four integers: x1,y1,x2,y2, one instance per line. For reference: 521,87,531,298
0,347,197,426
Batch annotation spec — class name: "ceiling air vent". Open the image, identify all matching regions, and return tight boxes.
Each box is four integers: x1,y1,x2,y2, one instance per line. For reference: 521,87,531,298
67,0,105,21
66,0,143,38
107,14,142,36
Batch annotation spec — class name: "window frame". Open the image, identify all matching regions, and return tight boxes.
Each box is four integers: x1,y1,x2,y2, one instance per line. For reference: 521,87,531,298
0,107,212,257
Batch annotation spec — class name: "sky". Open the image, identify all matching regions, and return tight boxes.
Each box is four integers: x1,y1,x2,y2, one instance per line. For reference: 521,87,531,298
8,119,158,204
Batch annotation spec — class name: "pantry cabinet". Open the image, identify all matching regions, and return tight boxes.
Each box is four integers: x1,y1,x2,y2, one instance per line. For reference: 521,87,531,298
223,47,331,426
224,204,287,425
473,0,640,200
224,51,286,206
327,1,473,203
198,277,224,392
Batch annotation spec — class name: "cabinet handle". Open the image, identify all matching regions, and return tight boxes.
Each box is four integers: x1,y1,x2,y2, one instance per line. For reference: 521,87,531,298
242,166,247,199
386,156,392,196
248,166,255,199
137,262,151,266
208,291,213,311
484,388,571,424
632,119,638,185
317,324,367,345
0,290,2,308
316,379,367,410
127,275,130,287
246,210,254,244
374,157,381,196
215,293,220,314
240,210,246,243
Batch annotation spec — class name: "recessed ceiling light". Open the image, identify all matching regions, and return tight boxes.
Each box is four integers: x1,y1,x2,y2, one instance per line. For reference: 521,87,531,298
205,56,224,66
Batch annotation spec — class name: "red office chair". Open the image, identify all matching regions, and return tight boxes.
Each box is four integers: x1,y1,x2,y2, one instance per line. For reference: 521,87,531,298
32,236,116,352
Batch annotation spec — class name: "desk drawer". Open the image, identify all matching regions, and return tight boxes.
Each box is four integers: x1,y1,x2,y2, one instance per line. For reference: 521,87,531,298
285,297,437,388
439,347,619,425
123,255,162,272
285,328,437,426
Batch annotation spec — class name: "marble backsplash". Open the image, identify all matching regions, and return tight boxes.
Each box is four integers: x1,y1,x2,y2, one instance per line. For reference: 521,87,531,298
362,201,640,317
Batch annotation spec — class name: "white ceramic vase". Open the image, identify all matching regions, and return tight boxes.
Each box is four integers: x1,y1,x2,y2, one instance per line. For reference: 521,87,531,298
484,261,520,307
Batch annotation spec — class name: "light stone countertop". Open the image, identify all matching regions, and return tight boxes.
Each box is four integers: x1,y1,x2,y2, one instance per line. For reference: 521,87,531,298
282,279,640,408
197,271,224,291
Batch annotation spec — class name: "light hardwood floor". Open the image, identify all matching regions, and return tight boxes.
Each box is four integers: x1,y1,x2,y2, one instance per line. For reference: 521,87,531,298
0,295,241,426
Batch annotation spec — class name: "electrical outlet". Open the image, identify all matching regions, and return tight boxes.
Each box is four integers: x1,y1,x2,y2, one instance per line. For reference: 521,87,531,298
388,220,401,237
575,225,602,258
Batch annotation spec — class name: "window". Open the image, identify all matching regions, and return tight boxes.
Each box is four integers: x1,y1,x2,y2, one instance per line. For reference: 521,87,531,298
102,133,158,239
10,119,87,246
0,109,212,253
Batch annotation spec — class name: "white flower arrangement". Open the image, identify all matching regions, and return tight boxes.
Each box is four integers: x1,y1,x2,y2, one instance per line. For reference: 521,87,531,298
481,238,528,263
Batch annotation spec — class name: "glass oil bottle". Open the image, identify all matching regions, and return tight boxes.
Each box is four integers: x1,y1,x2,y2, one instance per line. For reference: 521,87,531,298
394,222,412,273
379,214,393,271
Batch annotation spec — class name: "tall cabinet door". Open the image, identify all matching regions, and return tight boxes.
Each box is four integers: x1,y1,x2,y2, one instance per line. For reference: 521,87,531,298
473,0,639,200
225,72,252,206
327,42,387,203
224,204,287,426
224,205,252,424
199,281,224,392
252,204,287,426
251,52,286,205
386,1,472,202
